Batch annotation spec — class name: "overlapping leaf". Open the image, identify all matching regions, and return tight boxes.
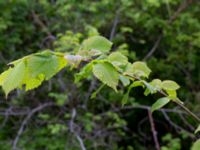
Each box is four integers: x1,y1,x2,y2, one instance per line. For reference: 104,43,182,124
92,61,119,91
125,61,151,78
107,52,128,69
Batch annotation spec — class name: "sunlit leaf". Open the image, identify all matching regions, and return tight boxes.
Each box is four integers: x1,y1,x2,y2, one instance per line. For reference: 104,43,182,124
191,140,200,150
0,61,26,96
195,125,200,134
107,52,128,68
125,61,151,78
0,50,67,95
149,79,162,91
166,90,177,99
81,36,112,53
161,80,180,91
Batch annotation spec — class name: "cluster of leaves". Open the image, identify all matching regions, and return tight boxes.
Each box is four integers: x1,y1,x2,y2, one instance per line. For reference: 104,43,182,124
0,0,200,149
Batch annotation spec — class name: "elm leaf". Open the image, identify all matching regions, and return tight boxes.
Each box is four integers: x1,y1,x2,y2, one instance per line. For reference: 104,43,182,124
92,62,119,91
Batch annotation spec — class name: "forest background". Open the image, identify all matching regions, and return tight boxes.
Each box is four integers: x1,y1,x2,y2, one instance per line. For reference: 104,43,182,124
0,0,200,150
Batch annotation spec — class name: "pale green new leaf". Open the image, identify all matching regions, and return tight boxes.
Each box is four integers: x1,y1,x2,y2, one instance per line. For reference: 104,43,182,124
75,62,94,83
195,125,200,134
81,36,112,53
92,62,119,91
0,61,26,96
161,80,180,91
27,51,61,80
149,79,162,91
144,79,162,96
107,52,128,68
191,140,200,150
24,51,67,91
0,50,67,95
166,90,177,99
125,61,151,78
151,97,170,113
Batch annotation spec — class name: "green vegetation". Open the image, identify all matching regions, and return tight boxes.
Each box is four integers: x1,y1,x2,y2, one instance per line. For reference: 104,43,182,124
0,0,200,150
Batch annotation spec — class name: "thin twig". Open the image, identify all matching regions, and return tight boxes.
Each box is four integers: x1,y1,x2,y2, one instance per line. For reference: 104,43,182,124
179,113,195,131
124,74,200,123
69,108,86,150
143,35,162,60
168,0,193,24
98,104,186,117
143,0,194,60
109,10,120,41
148,110,160,150
31,10,52,37
12,102,54,150
161,110,195,138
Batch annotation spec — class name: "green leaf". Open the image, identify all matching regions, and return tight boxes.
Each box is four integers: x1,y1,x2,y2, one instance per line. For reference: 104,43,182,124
149,79,162,91
0,50,67,95
24,51,67,91
195,125,200,134
122,81,143,105
81,36,112,53
75,61,94,83
0,61,26,96
92,62,119,91
107,52,128,68
24,74,45,91
151,97,170,113
27,51,62,80
119,75,130,87
161,80,180,91
132,80,144,88
125,61,151,78
191,140,200,150
166,90,177,99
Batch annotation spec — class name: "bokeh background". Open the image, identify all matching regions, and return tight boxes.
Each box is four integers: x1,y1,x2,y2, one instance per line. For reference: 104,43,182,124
0,0,200,149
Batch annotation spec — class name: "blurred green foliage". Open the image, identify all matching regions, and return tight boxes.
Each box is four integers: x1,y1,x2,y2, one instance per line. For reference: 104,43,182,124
0,0,200,149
